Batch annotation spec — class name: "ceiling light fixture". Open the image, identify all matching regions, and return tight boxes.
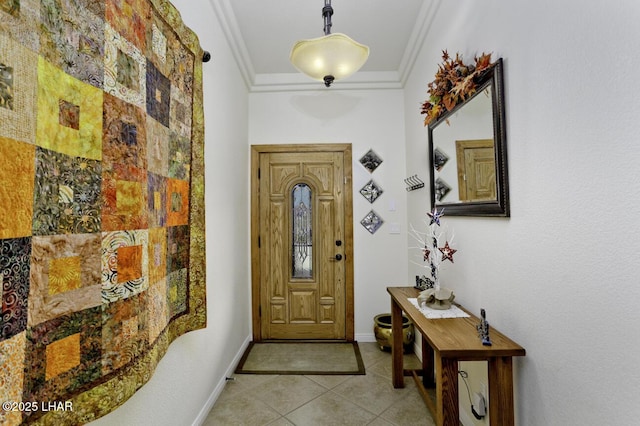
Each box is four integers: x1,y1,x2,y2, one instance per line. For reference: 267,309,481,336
290,0,369,87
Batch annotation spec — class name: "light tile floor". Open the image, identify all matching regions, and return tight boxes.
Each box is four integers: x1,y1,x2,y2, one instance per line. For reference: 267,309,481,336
203,342,436,426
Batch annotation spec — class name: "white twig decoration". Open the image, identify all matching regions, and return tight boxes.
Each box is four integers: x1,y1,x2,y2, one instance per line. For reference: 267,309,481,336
409,208,457,290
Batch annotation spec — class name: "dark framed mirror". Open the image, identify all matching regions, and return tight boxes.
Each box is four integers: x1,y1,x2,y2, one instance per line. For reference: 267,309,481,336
428,58,509,216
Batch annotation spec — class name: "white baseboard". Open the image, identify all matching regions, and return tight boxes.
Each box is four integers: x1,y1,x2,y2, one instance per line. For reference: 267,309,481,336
358,332,424,357
354,332,376,342
191,335,252,426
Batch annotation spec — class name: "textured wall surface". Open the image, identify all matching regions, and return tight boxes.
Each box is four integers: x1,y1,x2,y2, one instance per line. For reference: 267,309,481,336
404,1,640,424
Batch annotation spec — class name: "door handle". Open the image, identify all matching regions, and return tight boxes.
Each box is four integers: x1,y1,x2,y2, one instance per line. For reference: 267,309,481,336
331,254,343,261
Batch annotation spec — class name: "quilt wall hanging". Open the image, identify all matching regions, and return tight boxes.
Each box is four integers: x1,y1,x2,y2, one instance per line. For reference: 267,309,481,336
0,0,206,424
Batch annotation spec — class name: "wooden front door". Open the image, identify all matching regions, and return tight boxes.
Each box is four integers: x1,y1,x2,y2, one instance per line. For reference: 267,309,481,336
251,144,354,341
455,139,496,201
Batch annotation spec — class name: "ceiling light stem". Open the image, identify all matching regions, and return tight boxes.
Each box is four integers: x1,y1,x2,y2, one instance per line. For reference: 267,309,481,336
323,75,335,87
322,0,333,35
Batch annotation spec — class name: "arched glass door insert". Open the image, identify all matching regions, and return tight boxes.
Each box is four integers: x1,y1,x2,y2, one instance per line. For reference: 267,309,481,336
292,183,312,278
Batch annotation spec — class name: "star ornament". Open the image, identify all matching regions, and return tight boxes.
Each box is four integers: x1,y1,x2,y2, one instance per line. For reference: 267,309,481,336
438,241,457,263
427,207,444,226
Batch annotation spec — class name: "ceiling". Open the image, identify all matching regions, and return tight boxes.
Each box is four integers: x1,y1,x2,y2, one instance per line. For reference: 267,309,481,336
211,0,439,91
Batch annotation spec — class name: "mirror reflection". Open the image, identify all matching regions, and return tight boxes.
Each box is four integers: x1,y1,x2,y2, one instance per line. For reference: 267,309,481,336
432,90,494,204
428,59,509,217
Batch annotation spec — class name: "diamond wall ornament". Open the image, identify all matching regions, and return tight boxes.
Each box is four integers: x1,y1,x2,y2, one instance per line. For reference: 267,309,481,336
359,149,382,173
434,148,449,171
435,177,451,202
360,210,384,234
359,179,383,203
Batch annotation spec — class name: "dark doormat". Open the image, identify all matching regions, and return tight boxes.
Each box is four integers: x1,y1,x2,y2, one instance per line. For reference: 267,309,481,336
235,341,366,375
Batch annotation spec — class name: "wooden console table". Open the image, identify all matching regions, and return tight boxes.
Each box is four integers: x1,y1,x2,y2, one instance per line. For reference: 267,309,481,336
388,287,525,426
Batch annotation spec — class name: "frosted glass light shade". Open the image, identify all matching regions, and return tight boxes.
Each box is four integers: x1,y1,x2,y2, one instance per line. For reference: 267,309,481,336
290,33,369,85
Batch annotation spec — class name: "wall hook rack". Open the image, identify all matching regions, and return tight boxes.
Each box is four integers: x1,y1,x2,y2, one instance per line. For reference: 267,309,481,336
404,175,425,192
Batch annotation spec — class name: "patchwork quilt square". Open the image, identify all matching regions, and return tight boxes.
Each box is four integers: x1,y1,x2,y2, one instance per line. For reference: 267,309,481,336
167,268,187,319
146,115,170,175
170,48,194,94
102,92,148,172
0,237,31,342
147,277,168,344
147,227,167,284
22,306,103,422
0,0,40,52
104,24,146,108
168,131,191,180
105,0,151,52
101,292,148,374
46,333,82,380
117,245,143,282
145,60,170,127
116,51,140,92
151,23,167,63
101,230,149,303
0,332,26,426
166,178,190,226
36,57,104,160
166,225,189,274
169,87,192,139
58,99,80,130
0,137,35,239
28,234,102,326
0,35,38,144
32,147,102,236
38,0,105,89
145,13,172,75
101,172,149,231
147,172,167,228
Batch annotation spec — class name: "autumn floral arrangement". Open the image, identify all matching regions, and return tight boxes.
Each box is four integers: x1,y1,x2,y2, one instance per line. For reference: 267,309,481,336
420,50,495,126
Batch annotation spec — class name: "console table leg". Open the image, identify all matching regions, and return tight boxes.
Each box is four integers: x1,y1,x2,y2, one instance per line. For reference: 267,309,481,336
423,338,435,388
488,356,515,426
436,356,459,426
391,299,404,388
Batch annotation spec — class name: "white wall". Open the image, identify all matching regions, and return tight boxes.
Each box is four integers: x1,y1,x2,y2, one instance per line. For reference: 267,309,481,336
248,89,409,338
404,0,640,424
90,1,252,425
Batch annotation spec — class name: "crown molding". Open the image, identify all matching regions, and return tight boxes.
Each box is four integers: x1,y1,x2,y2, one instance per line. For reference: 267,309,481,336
210,0,441,92
398,0,441,85
208,0,254,89
251,71,403,93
